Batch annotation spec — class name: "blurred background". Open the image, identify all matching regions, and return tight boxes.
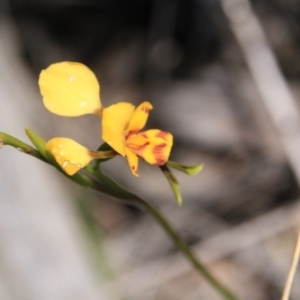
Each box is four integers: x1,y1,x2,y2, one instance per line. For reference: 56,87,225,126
1,0,300,299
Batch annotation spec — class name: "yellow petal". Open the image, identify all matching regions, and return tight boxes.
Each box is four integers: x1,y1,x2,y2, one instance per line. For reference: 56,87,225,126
102,102,135,156
127,102,153,134
46,137,93,175
39,62,102,116
126,129,173,165
125,147,139,177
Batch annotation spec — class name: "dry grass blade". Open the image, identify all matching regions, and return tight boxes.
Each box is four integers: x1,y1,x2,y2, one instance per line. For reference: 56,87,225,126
282,230,300,300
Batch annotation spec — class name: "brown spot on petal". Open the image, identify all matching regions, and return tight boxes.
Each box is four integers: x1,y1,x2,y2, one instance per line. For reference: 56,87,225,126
140,132,148,139
131,165,138,176
156,131,169,140
153,143,167,153
127,142,149,154
155,158,166,165
142,106,151,113
152,143,167,165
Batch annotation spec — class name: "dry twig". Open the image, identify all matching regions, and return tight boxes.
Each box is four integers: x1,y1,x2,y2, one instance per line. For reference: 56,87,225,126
282,230,300,300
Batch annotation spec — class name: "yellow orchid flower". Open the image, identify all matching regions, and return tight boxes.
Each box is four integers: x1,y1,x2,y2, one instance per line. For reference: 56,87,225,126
102,102,173,176
38,61,173,176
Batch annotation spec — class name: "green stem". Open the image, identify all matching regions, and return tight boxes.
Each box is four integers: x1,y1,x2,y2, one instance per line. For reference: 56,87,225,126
83,169,237,299
141,201,238,300
1,131,238,300
81,171,237,299
0,132,99,189
0,132,46,162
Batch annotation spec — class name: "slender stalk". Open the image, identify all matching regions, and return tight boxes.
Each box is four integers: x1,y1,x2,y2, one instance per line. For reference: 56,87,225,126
1,131,238,300
76,169,237,299
140,201,238,300
90,150,117,159
0,132,46,161
0,132,99,189
84,168,238,299
88,177,237,299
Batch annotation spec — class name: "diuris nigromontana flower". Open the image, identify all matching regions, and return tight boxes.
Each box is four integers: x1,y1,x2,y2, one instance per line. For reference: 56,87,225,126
102,101,173,176
39,61,173,176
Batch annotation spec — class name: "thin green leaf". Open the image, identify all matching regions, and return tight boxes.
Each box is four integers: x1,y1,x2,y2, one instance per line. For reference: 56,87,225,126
167,160,204,176
25,128,54,162
160,165,182,206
